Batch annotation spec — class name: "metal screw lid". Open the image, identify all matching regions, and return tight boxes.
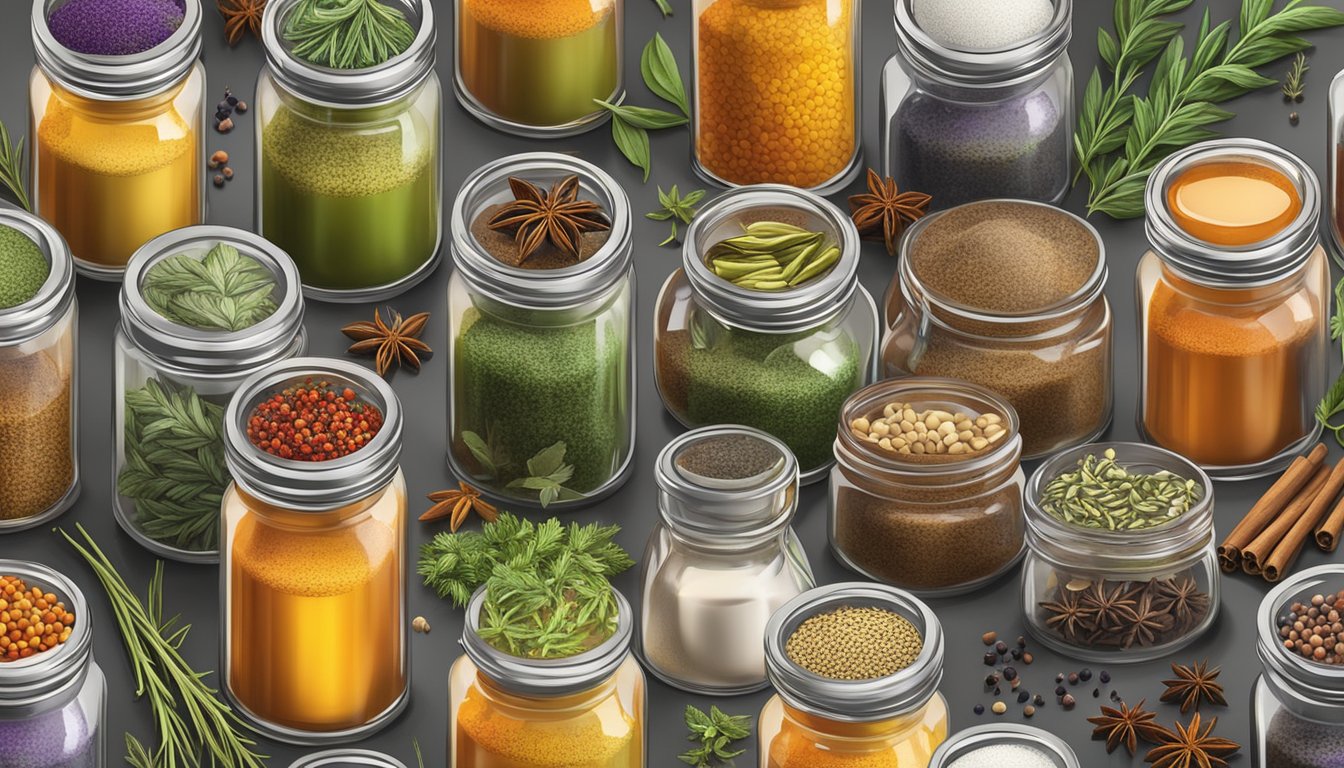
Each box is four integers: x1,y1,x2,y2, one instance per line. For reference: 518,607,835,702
0,560,94,716
893,0,1072,88
288,751,409,768
0,207,76,348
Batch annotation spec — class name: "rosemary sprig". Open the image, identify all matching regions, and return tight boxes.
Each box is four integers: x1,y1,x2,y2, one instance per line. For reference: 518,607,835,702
679,705,752,767
647,185,705,246
124,734,156,768
1283,51,1308,100
282,0,415,69
143,243,278,331
0,120,32,212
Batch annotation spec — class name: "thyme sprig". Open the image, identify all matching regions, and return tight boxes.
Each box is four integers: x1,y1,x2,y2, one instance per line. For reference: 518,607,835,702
1283,51,1308,100
0,120,31,212
282,0,415,69
680,705,752,767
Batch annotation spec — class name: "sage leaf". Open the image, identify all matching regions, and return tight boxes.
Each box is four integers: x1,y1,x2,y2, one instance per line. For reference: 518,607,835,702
611,115,651,182
641,33,690,116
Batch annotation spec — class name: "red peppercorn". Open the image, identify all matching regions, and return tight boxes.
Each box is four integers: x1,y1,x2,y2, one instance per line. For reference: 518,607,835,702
245,378,384,462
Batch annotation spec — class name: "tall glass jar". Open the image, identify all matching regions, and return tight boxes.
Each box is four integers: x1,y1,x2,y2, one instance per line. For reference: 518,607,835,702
692,0,861,193
655,185,877,484
29,0,205,279
290,751,407,768
759,583,948,767
114,226,306,563
1022,442,1219,663
928,725,1080,768
0,560,105,768
639,426,815,696
831,377,1025,597
450,587,646,767
221,359,407,744
1139,139,1328,480
881,0,1073,208
0,207,78,534
256,0,441,302
448,153,634,510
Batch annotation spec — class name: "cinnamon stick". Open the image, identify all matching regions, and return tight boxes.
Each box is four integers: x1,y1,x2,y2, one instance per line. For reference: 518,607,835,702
1265,458,1344,582
1243,463,1332,575
1219,443,1327,572
1317,492,1344,553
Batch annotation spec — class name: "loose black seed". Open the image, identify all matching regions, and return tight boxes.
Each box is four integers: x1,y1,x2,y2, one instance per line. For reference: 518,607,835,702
1093,688,1101,698
1003,667,1018,681
984,652,998,666
1033,694,1045,706
1055,685,1066,696
1110,690,1122,702
994,687,1001,696
1016,635,1027,648
1017,690,1030,703
1079,668,1093,682
974,704,984,715
1100,670,1111,684
227,95,239,106
1055,673,1065,683
985,673,999,687
1011,648,1023,660
995,641,1009,655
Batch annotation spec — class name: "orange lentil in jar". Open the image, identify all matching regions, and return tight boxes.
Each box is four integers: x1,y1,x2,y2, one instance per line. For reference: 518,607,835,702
0,575,76,662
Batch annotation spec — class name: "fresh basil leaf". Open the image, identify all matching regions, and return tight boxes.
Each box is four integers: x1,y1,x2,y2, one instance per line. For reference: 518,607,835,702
595,100,689,130
641,33,691,116
610,115,651,182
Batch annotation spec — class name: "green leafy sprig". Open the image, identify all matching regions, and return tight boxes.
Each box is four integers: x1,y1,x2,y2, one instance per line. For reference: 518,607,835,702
282,0,416,69
124,734,155,768
0,120,31,212
679,705,752,767
648,185,705,246
1283,51,1308,100
653,0,672,17
143,243,278,331
1316,277,1344,446
599,33,691,181
505,441,583,508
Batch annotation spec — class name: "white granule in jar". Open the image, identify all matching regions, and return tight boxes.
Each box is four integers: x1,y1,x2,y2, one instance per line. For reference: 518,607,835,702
912,0,1055,51
947,743,1058,768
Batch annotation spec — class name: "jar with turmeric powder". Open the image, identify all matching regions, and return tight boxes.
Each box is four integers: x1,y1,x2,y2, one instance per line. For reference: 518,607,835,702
1139,139,1329,479
221,358,407,744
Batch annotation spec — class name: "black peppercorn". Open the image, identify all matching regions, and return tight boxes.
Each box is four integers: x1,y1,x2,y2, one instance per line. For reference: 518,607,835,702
1033,694,1045,706
1079,668,1093,682
1003,667,1018,682
1100,670,1111,684
1010,648,1023,660
1016,635,1026,648
1093,688,1101,698
974,704,985,715
985,673,999,687
983,651,998,666
1017,690,1030,703
995,641,1009,655
1055,685,1066,696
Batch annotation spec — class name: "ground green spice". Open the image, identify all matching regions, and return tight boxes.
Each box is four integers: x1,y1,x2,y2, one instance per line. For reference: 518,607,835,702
0,226,49,309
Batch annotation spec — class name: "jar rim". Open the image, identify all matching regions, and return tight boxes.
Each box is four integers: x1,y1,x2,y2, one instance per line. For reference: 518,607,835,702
927,724,1081,768
0,207,76,346
0,559,93,712
288,750,409,768
892,0,1072,88
1257,564,1344,716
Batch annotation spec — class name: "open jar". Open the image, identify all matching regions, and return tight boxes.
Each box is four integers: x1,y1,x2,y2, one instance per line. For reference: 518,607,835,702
29,0,205,278
289,751,408,768
928,725,1080,768
1139,139,1328,480
1022,442,1219,663
759,583,948,767
639,426,815,696
221,359,407,744
655,185,877,484
831,377,1025,597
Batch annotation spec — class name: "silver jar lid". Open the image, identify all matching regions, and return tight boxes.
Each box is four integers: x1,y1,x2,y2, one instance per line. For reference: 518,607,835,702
262,0,436,107
289,750,408,768
893,0,1072,88
0,207,76,347
0,560,94,716
223,358,402,510
120,226,306,373
928,725,1080,768
1145,138,1321,287
1257,564,1344,722
764,582,944,723
32,0,202,99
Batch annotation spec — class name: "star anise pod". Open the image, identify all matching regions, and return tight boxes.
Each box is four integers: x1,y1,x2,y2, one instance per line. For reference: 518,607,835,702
1154,576,1210,629
1040,588,1095,642
342,307,432,377
218,0,265,45
847,168,932,256
1144,713,1240,768
1083,579,1139,632
488,175,612,265
420,482,498,532
1161,660,1227,714
1123,592,1175,649
1088,699,1170,755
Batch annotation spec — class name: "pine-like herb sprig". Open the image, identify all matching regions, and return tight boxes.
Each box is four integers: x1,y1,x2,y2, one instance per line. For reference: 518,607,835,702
1283,51,1309,100
283,0,415,70
0,119,31,212
143,243,278,331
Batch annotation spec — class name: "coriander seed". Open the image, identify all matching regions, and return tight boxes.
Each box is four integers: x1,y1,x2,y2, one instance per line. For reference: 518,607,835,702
785,605,923,680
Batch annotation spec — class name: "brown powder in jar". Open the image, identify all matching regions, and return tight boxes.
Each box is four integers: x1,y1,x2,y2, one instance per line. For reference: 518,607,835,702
0,350,73,520
471,203,611,271
675,433,783,481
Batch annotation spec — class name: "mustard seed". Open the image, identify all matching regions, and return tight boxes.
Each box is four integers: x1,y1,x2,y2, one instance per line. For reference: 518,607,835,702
785,605,923,680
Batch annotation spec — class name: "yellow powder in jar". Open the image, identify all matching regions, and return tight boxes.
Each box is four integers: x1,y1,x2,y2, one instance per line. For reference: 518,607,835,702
455,683,641,767
765,697,947,767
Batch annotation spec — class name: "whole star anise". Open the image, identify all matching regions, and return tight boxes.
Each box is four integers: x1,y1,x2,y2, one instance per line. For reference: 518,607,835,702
1124,592,1175,649
1040,589,1095,642
1083,579,1139,632
420,482,498,532
342,307,431,377
847,168,932,256
1161,660,1227,714
488,175,612,265
1088,699,1169,755
1144,713,1240,768
218,0,265,45
1154,576,1211,629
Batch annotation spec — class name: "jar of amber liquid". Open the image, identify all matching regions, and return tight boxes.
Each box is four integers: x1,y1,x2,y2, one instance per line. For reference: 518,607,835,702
1139,139,1329,480
221,358,407,744
29,0,205,279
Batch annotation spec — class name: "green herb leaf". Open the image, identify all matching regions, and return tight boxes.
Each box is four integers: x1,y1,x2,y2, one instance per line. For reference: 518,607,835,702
282,0,416,69
1282,51,1309,99
461,430,500,478
413,739,424,768
647,185,706,246
0,120,31,212
594,100,689,130
642,33,690,116
124,734,156,768
142,243,279,331
653,0,672,16
526,441,568,478
680,705,751,767
611,115,651,182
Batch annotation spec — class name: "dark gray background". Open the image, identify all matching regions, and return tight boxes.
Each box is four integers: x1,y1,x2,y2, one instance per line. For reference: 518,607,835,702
5,0,1344,765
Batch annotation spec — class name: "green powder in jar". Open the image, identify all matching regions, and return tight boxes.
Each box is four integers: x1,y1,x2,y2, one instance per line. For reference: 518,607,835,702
0,225,50,309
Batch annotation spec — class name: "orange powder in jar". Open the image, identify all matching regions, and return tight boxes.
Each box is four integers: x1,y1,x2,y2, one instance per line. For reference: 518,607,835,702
455,678,642,767
764,697,947,767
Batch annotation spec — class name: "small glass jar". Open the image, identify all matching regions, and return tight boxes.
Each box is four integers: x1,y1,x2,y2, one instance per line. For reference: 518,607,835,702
450,588,646,767
29,0,205,279
759,583,949,767
831,377,1025,597
928,725,1080,768
0,207,79,534
692,0,861,193
256,0,441,302
1139,139,1328,480
454,0,622,137
289,751,408,768
448,153,634,509
222,359,408,744
881,0,1073,209
639,426,815,696
1022,442,1219,663
655,185,877,484
114,226,306,562
0,560,106,768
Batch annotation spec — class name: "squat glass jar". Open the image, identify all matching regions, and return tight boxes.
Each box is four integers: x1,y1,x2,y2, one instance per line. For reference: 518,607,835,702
256,0,441,302
639,426,815,696
222,359,407,744
289,751,407,768
114,226,306,563
928,725,1080,768
29,0,205,279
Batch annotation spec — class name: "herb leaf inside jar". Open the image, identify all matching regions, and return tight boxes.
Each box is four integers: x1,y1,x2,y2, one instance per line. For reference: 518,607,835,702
142,242,278,331
1041,448,1202,530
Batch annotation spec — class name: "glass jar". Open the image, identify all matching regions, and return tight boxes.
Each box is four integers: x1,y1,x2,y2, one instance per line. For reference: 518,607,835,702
290,751,408,768
831,377,1025,597
1139,138,1328,480
692,0,861,193
881,0,1073,208
759,583,949,767
454,0,622,137
655,185,877,484
1022,442,1219,663
928,725,1080,768
0,560,105,768
113,226,306,562
639,426,815,695
448,153,634,509
29,0,205,279
256,0,441,302
222,359,407,744
450,587,646,767
881,199,1112,459
0,207,78,534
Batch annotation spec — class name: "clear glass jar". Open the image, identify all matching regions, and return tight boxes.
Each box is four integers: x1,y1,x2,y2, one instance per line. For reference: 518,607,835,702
221,359,407,744
0,560,105,768
29,0,205,279
448,153,634,509
881,0,1073,208
1022,442,1219,663
831,377,1025,597
113,226,306,562
759,583,948,767
256,0,441,302
1139,139,1328,480
655,185,877,484
289,751,408,768
639,426,815,695
0,207,78,534
881,200,1111,460
450,587,646,767
454,0,622,137
692,0,861,193
1328,68,1344,267
928,725,1079,768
